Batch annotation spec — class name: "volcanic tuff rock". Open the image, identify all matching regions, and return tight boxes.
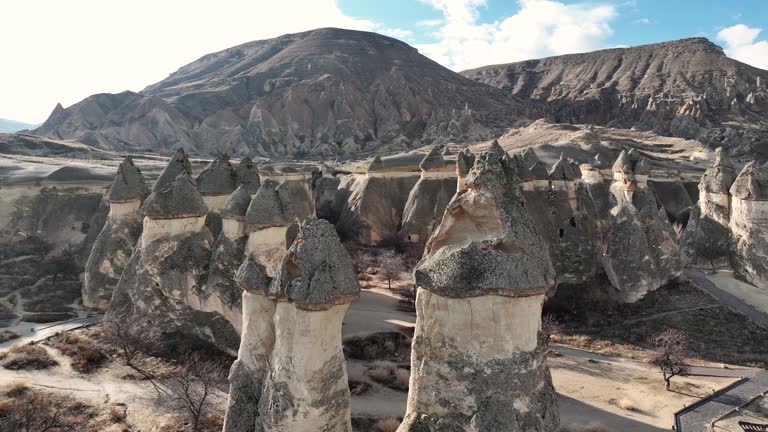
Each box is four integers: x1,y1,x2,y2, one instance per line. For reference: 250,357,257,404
729,162,768,287
153,148,192,191
259,218,358,431
462,38,768,159
401,149,558,431
82,157,149,310
106,172,239,355
33,28,527,157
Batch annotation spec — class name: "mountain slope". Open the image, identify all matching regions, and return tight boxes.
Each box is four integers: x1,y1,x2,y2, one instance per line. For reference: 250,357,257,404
33,28,530,157
462,38,768,158
0,118,37,133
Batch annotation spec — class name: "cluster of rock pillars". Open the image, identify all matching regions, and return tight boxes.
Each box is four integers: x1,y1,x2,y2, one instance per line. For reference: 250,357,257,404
79,140,767,431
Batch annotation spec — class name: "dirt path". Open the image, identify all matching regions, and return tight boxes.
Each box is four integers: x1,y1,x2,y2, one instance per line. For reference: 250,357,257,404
684,269,768,329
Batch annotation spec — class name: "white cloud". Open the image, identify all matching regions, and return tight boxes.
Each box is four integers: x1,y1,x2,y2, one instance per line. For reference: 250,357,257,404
717,24,768,70
416,0,617,71
633,18,651,25
0,0,376,124
375,26,414,39
416,18,444,27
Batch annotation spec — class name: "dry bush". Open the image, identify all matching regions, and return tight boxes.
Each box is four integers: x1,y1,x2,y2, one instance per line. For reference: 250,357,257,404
378,250,404,290
0,390,99,431
393,368,410,390
109,404,126,423
6,380,29,397
1,343,58,370
369,365,394,383
618,397,636,411
560,422,610,432
52,334,106,373
377,417,401,432
165,352,228,432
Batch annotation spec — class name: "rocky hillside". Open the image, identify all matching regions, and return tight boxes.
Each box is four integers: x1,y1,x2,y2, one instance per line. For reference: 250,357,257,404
33,28,529,158
462,38,768,159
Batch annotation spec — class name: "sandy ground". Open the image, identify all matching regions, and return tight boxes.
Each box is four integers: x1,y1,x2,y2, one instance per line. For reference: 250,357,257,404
708,270,768,315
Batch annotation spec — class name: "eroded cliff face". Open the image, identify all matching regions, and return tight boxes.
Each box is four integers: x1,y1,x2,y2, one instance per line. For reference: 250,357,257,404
462,38,768,159
729,162,768,288
33,28,527,158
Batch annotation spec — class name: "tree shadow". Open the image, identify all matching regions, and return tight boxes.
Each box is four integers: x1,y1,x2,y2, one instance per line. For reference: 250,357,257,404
559,394,670,432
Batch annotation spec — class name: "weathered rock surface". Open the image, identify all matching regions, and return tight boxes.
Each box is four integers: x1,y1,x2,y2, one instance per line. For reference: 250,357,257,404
400,149,558,431
106,172,240,355
259,218,359,432
153,148,192,191
33,28,527,157
462,38,768,159
82,156,149,310
729,162,768,287
400,147,457,251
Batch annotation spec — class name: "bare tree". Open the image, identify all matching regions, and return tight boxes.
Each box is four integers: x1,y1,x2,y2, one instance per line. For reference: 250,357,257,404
43,245,80,283
102,310,163,395
166,352,227,431
2,393,76,432
541,314,562,346
378,250,404,290
649,328,690,391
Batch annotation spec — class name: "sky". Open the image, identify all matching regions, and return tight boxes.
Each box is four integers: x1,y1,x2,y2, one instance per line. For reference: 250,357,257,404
1,0,767,125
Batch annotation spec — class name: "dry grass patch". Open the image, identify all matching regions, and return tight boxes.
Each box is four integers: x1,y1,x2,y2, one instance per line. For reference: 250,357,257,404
377,417,401,432
5,380,29,397
393,368,410,390
0,389,104,431
47,333,107,373
369,364,394,383
0,343,57,370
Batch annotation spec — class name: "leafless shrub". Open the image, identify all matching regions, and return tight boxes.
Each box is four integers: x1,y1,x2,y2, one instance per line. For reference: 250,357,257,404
42,245,80,283
6,380,29,397
394,285,416,312
369,365,394,383
0,391,97,432
376,417,401,432
617,398,636,411
379,250,404,290
541,314,562,345
393,368,410,390
649,328,689,391
109,404,126,423
50,333,106,373
165,352,227,432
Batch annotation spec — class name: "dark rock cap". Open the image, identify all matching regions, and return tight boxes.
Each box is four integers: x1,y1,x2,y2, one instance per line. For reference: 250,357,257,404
245,179,286,226
457,149,475,176
235,254,271,294
488,139,505,157
530,161,550,180
197,154,237,195
549,156,575,181
153,148,192,191
367,154,384,173
270,218,359,309
416,149,555,298
108,156,149,203
220,185,252,221
730,161,768,200
235,157,261,194
612,150,631,173
419,146,446,171
441,146,452,156
521,148,540,169
634,156,651,175
142,172,208,218
713,147,734,169
513,154,533,181
569,160,583,179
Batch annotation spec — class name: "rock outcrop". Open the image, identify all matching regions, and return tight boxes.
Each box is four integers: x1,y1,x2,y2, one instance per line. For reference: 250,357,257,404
400,147,457,251
82,156,149,310
223,176,314,431
259,218,359,432
603,150,682,302
199,185,251,332
235,157,261,195
399,149,559,431
197,154,238,235
106,172,240,355
729,162,768,287
462,37,768,160
681,148,738,267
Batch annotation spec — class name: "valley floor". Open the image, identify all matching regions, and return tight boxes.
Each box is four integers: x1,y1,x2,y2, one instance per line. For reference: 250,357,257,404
2,272,763,431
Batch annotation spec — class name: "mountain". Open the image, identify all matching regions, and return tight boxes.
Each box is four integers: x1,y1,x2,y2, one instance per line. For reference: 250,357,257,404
32,28,531,158
0,118,37,133
461,38,768,159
